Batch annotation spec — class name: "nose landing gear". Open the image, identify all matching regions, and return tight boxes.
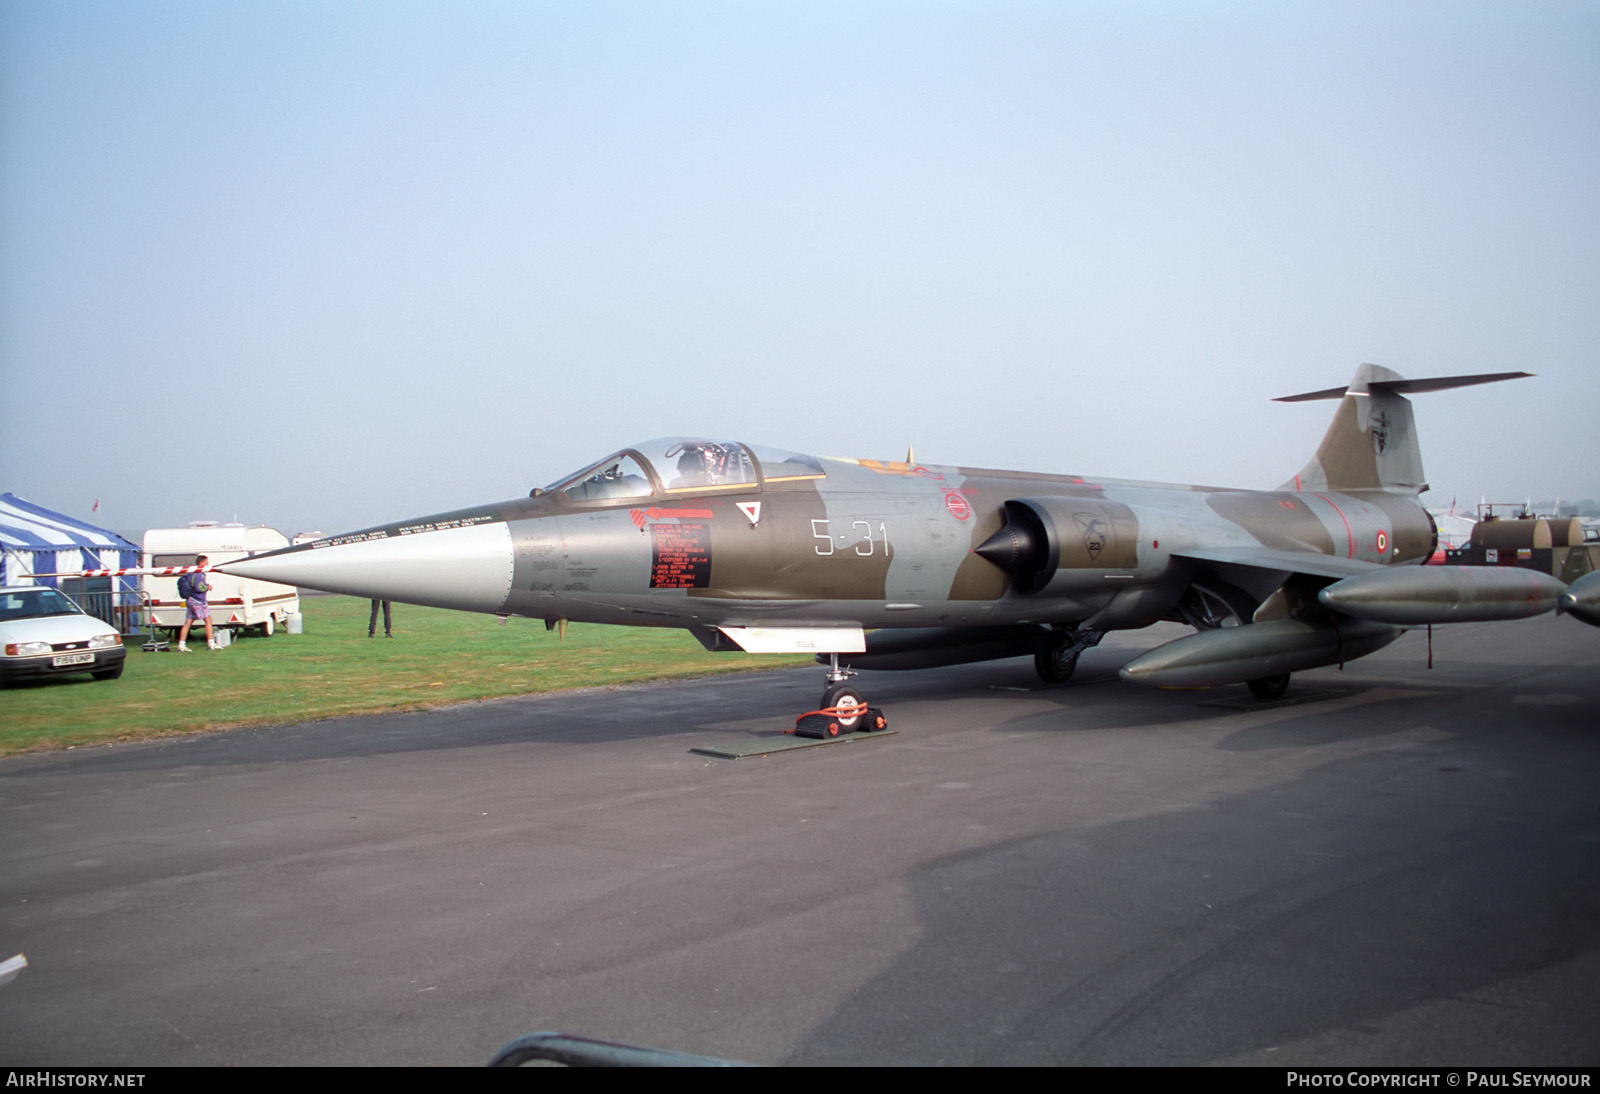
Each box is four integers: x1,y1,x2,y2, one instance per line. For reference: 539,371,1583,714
819,652,865,729
794,653,888,739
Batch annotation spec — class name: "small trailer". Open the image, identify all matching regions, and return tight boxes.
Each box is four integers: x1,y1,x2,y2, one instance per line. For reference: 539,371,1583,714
143,523,300,636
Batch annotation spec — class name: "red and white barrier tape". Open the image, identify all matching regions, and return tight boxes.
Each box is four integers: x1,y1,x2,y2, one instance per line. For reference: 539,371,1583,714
20,565,214,579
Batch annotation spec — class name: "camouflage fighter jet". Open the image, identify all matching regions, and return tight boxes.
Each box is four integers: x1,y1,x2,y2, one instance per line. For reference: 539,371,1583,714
223,364,1566,727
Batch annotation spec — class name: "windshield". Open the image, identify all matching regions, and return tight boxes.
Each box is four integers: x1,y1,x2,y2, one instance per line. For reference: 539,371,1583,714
0,588,83,622
550,453,656,502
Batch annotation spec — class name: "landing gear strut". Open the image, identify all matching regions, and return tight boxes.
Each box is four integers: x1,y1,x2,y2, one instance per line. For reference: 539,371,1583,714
1034,629,1104,684
1178,582,1294,701
795,652,887,737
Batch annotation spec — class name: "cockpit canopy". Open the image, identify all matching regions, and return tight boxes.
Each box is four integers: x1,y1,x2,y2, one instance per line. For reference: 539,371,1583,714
546,438,824,502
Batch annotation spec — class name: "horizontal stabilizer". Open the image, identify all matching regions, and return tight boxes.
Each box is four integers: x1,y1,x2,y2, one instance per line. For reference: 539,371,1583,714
1279,364,1533,495
1275,370,1533,403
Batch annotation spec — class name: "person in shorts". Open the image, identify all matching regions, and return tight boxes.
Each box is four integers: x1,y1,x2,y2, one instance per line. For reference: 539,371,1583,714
176,556,217,652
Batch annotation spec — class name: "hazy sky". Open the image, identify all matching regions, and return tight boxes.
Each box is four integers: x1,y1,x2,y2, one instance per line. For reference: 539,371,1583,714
3,1,1596,539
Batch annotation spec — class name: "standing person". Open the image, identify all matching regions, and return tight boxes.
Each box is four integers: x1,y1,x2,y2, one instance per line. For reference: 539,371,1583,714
368,599,392,638
176,556,217,652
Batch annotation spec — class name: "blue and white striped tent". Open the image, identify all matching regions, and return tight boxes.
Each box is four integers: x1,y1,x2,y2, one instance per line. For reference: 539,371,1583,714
0,492,138,587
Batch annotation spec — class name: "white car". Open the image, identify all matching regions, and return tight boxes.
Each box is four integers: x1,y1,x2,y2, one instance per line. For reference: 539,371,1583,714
0,585,126,687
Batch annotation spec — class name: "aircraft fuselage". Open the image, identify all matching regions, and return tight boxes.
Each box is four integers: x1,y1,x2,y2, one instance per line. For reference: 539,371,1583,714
220,370,1563,699
249,449,1434,641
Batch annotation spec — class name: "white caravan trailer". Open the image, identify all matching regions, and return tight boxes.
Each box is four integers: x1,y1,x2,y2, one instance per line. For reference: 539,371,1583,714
143,523,300,636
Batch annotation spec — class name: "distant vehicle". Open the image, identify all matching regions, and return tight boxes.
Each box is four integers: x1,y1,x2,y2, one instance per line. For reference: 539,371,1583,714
143,523,300,637
0,585,126,686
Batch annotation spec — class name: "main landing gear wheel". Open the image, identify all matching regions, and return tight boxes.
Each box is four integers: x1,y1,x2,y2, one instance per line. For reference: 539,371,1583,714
819,681,866,731
1034,642,1078,684
1033,630,1103,685
1247,673,1291,700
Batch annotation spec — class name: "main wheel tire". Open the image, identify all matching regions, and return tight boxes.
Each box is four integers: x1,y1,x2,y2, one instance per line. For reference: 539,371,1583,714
819,681,865,730
1034,640,1079,684
1247,673,1290,700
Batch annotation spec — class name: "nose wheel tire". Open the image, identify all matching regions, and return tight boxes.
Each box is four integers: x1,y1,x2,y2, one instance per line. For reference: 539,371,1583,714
819,682,866,730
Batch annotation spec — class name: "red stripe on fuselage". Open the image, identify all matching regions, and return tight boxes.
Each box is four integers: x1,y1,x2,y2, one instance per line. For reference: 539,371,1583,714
1314,493,1356,557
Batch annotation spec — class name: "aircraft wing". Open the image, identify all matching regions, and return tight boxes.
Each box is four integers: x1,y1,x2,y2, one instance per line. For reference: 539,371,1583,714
1171,546,1567,628
1171,546,1384,581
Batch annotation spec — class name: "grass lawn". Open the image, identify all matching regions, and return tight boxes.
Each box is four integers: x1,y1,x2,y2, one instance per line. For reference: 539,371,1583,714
0,596,809,756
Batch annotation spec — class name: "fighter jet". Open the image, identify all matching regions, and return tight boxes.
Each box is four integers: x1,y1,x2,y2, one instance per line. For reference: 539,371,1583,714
223,364,1563,727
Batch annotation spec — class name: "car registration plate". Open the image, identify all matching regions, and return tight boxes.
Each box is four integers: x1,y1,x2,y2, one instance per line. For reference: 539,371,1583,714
52,652,94,667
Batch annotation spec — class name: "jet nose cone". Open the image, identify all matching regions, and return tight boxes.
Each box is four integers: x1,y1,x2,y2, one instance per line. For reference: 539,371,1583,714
220,520,515,613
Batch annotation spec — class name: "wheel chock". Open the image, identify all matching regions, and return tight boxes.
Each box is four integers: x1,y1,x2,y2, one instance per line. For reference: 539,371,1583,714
792,706,889,739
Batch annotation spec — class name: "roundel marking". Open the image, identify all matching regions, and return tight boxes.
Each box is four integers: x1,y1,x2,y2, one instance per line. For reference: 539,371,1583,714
1376,530,1388,554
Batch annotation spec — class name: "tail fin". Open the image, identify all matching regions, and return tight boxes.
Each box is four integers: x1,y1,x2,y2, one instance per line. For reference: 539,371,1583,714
1276,364,1531,494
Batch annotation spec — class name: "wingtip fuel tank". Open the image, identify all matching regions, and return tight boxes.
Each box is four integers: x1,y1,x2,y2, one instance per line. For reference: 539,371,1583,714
1557,570,1600,628
1317,566,1567,625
